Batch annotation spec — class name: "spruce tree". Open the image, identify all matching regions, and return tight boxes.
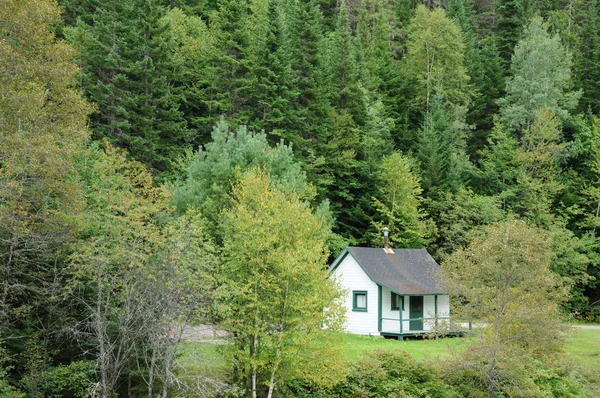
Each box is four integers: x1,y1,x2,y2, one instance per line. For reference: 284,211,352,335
575,0,600,114
242,0,298,140
494,0,526,68
417,98,470,198
328,0,366,124
66,0,189,175
285,0,334,180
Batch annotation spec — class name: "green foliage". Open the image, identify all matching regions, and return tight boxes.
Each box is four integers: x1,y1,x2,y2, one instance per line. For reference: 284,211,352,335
417,98,471,197
219,169,346,396
442,350,591,397
323,350,460,398
0,0,91,391
428,188,505,259
499,16,580,133
404,5,471,110
173,120,313,237
65,0,190,176
572,0,600,115
494,0,527,67
443,220,568,397
71,143,219,396
368,152,433,248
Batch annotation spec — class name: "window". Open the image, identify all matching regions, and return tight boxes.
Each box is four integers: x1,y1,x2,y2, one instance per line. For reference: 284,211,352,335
391,292,404,311
352,291,368,312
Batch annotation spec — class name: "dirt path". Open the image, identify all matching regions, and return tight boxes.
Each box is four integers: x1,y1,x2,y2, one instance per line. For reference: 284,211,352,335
574,325,600,330
181,324,227,342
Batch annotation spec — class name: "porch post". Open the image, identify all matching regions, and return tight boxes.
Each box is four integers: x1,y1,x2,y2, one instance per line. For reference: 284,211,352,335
399,296,403,334
378,285,382,333
434,295,438,327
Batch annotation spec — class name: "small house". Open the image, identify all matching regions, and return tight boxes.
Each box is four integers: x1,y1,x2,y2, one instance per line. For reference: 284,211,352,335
328,233,449,338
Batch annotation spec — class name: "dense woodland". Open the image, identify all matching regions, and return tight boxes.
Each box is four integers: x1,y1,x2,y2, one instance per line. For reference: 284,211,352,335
2,0,600,396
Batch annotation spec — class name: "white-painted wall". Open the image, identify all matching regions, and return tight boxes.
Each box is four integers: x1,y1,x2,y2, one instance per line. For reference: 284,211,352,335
331,252,451,335
423,295,450,331
380,287,409,333
331,254,380,335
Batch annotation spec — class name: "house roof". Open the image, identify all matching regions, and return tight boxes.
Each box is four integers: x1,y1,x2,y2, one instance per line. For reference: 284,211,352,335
330,247,443,295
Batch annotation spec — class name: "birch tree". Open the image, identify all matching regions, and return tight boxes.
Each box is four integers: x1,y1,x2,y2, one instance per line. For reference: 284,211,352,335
220,169,345,398
404,5,471,109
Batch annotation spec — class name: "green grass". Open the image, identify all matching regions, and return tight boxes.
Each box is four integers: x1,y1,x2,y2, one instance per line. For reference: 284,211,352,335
565,328,600,370
336,332,471,361
175,327,600,390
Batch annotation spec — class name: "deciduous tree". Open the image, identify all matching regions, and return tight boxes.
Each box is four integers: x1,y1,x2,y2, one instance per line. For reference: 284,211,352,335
0,0,91,392
220,169,345,398
499,16,580,134
404,5,471,110
442,220,567,398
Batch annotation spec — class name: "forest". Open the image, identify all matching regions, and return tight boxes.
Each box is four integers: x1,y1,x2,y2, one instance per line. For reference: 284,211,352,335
1,0,600,396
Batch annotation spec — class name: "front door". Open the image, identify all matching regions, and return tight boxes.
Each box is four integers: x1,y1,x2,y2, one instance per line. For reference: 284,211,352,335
409,296,423,330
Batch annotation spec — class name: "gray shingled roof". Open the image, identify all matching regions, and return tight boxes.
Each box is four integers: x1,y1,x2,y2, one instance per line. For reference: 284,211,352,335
342,247,443,295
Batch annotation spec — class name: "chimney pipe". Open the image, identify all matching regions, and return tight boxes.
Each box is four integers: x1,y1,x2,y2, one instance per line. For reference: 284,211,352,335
383,227,389,249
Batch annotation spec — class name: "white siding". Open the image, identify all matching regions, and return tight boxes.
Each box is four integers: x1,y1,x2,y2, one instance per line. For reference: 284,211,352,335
380,287,409,334
422,295,451,331
331,254,379,335
423,295,435,331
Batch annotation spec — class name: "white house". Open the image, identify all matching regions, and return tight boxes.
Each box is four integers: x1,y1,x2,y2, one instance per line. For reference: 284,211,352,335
328,244,450,338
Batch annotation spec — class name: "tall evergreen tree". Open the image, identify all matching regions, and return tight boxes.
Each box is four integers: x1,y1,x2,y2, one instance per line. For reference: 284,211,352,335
66,0,189,175
328,0,366,124
285,0,334,186
210,0,253,119
242,0,298,140
417,99,471,198
574,0,600,114
494,0,527,68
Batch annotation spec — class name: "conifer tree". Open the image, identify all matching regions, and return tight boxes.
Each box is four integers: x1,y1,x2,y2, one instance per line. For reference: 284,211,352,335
417,99,470,198
285,0,333,167
211,0,253,119
66,0,189,175
494,0,526,67
328,0,367,125
574,0,600,114
242,0,298,140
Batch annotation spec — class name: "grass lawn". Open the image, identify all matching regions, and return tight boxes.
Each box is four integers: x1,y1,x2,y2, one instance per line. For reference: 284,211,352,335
336,332,471,361
176,326,600,393
565,328,600,370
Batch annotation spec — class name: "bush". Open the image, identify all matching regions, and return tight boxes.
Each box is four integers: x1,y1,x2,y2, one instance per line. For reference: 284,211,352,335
279,349,459,398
